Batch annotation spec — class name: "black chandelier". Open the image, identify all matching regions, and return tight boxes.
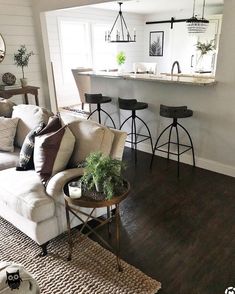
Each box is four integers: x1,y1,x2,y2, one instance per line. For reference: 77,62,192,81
186,0,209,34
105,2,136,43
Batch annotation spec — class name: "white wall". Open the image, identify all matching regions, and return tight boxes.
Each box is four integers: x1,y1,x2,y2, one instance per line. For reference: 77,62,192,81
144,7,223,74
46,7,145,107
0,0,47,106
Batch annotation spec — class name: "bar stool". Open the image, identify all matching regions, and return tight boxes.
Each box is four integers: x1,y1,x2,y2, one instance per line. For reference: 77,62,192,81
119,97,153,162
150,104,195,176
85,93,116,128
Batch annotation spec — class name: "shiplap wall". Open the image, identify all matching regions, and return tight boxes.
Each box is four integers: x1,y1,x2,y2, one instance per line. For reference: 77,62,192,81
46,7,145,107
0,0,46,106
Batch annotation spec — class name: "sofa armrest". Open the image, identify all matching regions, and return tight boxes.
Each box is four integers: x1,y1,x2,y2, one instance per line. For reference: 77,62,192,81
109,129,127,160
46,168,84,198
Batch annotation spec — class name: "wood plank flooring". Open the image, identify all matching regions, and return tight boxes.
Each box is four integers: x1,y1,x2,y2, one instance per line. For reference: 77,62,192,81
91,148,235,294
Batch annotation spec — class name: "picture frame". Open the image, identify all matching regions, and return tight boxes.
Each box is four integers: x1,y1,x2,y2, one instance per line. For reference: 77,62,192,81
149,31,164,57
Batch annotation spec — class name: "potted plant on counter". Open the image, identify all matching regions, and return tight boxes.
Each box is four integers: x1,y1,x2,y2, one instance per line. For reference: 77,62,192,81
81,152,126,200
14,45,34,87
116,51,126,73
195,40,215,72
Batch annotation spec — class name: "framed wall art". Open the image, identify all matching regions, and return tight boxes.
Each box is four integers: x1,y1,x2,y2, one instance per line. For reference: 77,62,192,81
149,31,164,57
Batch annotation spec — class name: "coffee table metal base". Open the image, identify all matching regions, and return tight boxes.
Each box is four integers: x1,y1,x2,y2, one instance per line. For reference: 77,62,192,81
65,201,122,271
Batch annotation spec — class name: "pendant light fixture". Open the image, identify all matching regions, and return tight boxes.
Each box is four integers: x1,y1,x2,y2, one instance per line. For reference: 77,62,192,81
186,0,209,34
105,2,136,43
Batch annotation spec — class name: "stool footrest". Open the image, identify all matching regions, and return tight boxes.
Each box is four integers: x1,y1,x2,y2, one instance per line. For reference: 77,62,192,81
127,133,151,145
155,141,193,156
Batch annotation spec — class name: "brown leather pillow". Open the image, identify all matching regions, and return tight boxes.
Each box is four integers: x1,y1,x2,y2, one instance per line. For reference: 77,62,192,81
34,116,75,185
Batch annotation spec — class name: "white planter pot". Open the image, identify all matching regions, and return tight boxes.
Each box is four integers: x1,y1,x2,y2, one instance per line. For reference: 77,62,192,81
20,78,27,87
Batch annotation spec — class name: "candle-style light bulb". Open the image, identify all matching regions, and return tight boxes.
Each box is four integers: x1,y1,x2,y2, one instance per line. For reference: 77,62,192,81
134,28,136,41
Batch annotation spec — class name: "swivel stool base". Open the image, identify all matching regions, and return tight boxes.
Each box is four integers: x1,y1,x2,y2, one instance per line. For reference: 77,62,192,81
119,97,153,163
151,105,195,176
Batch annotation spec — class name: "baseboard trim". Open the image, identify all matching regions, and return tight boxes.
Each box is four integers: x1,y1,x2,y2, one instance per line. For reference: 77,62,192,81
125,142,235,178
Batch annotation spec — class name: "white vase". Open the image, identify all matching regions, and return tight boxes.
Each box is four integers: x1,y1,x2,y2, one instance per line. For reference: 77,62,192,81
195,55,205,73
118,64,124,74
20,78,27,87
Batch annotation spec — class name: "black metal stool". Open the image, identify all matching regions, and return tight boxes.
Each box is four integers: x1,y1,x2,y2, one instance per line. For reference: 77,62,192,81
150,104,195,176
119,97,153,162
85,93,116,128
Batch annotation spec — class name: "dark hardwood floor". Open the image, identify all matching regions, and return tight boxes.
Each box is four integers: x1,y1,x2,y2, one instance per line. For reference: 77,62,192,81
91,147,235,294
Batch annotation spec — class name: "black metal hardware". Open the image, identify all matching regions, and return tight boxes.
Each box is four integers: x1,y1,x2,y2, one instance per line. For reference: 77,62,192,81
191,55,194,68
146,18,188,29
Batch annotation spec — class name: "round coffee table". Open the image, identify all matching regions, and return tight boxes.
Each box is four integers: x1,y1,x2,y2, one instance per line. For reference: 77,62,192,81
63,178,130,271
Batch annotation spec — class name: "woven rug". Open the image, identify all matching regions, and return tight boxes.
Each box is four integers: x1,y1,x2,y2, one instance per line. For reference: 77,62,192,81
0,218,161,294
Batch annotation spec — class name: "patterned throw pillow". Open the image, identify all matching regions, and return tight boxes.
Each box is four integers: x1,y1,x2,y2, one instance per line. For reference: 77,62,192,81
16,122,45,171
0,117,19,152
34,116,75,185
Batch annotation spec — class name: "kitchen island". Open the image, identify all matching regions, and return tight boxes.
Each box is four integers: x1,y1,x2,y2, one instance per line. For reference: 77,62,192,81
75,69,219,170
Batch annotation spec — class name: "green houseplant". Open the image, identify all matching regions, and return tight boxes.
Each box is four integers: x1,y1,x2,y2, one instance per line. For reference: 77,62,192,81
81,152,126,200
14,45,34,87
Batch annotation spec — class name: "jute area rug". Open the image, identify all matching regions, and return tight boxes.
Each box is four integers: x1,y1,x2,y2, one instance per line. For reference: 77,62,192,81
0,218,161,294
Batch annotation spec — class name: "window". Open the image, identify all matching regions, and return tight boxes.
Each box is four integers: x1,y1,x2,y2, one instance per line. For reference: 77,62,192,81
92,24,117,70
59,19,91,83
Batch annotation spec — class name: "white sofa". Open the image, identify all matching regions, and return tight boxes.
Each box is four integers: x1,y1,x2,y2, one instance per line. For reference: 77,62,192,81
0,101,127,255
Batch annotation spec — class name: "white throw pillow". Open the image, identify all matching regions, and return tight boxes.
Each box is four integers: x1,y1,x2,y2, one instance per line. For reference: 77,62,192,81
0,117,19,152
12,104,53,147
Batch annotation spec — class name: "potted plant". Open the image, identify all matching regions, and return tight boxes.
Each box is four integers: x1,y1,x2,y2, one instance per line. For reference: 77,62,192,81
116,51,126,73
14,45,34,87
81,152,126,200
195,40,215,72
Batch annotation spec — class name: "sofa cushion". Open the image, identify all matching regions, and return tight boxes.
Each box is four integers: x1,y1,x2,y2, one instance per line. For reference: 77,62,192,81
34,125,75,185
63,118,114,167
16,122,45,171
0,100,16,118
0,168,55,222
0,148,20,171
12,105,53,148
0,117,19,152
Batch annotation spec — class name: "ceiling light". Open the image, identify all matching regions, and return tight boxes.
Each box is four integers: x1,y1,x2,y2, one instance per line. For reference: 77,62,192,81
105,2,136,43
186,0,209,34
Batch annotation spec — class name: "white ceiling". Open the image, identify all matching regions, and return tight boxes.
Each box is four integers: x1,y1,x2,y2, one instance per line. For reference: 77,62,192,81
91,0,223,15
